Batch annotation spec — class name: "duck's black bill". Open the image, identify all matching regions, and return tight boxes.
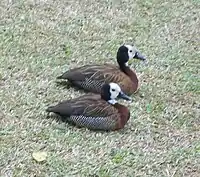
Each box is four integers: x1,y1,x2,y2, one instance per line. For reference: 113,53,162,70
118,91,132,101
134,51,146,61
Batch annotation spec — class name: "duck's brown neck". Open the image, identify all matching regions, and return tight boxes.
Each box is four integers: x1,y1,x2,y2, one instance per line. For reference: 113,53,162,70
120,65,138,84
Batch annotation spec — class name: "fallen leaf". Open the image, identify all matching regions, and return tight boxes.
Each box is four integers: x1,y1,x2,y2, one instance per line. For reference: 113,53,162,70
32,151,47,162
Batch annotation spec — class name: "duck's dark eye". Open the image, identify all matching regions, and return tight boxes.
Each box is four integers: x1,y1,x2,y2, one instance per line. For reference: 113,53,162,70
112,89,115,92
130,50,132,52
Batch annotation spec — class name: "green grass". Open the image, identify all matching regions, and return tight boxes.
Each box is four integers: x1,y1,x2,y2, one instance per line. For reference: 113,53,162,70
0,0,199,176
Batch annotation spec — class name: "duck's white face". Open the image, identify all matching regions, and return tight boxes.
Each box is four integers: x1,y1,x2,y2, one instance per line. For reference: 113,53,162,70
109,83,121,100
106,83,132,104
124,45,137,60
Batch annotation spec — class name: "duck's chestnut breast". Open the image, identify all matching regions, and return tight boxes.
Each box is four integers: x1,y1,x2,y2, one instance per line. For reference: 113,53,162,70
113,103,130,130
119,67,139,94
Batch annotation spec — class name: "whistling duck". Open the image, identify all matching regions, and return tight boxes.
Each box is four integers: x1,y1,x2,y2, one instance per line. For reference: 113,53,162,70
46,83,131,131
57,44,146,95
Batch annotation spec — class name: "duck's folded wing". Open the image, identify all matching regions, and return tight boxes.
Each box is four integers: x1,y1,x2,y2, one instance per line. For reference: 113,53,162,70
57,64,123,83
46,96,119,130
46,94,114,117
46,99,85,117
57,64,103,81
68,100,119,130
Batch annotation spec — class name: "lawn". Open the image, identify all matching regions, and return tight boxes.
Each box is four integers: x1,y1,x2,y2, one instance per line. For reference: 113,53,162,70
0,0,199,176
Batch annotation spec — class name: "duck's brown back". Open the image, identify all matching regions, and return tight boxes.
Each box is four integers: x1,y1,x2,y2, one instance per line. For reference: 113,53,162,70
57,64,137,95
46,94,122,130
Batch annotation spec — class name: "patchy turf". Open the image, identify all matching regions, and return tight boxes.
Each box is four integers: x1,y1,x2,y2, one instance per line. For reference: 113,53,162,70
0,0,199,176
